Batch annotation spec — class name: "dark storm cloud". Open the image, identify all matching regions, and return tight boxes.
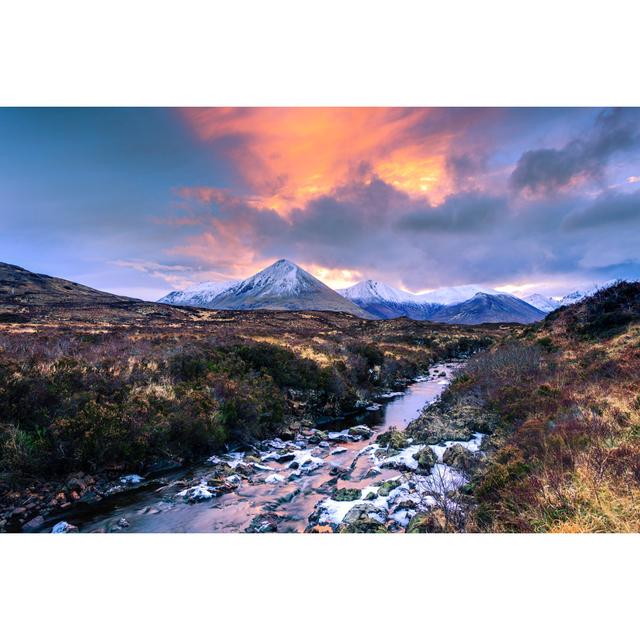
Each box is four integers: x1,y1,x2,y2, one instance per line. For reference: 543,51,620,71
446,153,487,184
510,108,640,195
397,192,505,233
563,189,640,230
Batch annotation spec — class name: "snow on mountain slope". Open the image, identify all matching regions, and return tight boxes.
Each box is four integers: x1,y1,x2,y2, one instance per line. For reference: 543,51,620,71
337,279,441,320
338,280,418,304
519,293,561,313
190,259,374,317
415,284,502,306
430,292,546,324
559,280,622,307
159,280,239,306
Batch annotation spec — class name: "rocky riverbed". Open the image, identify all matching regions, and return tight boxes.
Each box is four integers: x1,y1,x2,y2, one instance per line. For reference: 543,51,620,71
8,360,488,533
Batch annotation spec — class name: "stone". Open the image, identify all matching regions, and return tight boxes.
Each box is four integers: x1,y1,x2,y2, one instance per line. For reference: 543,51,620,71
22,515,45,533
442,444,478,473
339,503,388,533
332,488,362,501
414,446,438,472
348,425,373,439
377,479,401,496
66,477,86,493
376,429,408,450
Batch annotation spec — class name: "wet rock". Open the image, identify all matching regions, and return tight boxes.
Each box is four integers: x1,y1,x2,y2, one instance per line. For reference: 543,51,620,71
78,490,102,505
413,447,437,472
176,482,216,503
339,503,388,533
377,479,401,497
327,430,353,443
376,429,408,451
264,473,285,484
348,425,373,439
332,488,362,501
66,476,86,493
331,447,348,455
22,515,45,533
364,492,377,500
442,443,479,473
245,513,280,533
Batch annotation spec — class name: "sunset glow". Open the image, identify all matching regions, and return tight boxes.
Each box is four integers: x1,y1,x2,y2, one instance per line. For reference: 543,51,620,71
1,107,639,300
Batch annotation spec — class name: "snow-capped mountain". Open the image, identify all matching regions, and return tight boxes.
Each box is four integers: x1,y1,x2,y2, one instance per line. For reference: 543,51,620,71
519,293,561,314
158,279,239,306
337,279,440,320
159,259,373,318
338,280,417,304
415,284,502,306
559,280,621,307
160,262,557,324
430,292,546,324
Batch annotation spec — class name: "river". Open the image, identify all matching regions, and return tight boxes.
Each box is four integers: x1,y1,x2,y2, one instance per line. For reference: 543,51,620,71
61,360,481,533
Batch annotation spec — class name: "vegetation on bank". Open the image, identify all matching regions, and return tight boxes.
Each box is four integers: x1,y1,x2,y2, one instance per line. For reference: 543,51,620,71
444,282,640,532
0,320,493,484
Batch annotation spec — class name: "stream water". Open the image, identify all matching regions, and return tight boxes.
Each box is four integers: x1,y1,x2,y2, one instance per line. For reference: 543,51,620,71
64,360,481,533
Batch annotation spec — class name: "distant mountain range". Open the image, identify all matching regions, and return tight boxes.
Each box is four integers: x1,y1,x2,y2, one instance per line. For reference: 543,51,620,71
0,259,630,326
160,261,546,324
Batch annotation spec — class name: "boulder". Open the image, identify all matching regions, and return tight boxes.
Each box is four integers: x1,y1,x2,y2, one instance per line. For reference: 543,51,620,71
442,444,478,473
376,429,408,450
348,425,373,439
22,515,45,533
377,479,401,497
332,488,362,501
339,503,388,533
413,447,437,472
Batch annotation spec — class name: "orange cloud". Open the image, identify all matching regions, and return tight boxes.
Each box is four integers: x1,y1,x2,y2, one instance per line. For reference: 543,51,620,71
181,108,455,212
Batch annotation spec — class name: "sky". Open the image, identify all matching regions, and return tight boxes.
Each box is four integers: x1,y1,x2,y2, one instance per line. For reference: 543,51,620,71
1,107,639,300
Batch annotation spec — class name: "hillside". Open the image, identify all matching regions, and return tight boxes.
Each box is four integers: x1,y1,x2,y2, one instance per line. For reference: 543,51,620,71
429,292,545,324
410,281,640,532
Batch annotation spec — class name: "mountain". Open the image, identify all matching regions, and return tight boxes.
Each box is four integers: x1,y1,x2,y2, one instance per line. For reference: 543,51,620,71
415,284,502,306
0,261,135,308
159,279,239,306
0,261,193,324
559,280,621,307
519,293,561,313
429,292,546,324
163,259,373,318
338,279,440,320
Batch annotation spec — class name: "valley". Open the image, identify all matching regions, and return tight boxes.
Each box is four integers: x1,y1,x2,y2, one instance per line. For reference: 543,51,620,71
1,260,638,533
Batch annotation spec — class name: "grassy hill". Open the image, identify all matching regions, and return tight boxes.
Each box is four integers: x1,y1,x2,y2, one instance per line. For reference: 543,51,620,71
440,281,640,532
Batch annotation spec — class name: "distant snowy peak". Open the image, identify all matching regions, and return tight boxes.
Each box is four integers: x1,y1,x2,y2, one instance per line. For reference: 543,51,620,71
519,293,561,313
223,258,324,299
338,279,417,304
415,284,503,306
158,279,239,305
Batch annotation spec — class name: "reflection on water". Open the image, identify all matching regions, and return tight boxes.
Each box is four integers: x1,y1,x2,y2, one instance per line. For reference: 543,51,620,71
78,363,460,533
